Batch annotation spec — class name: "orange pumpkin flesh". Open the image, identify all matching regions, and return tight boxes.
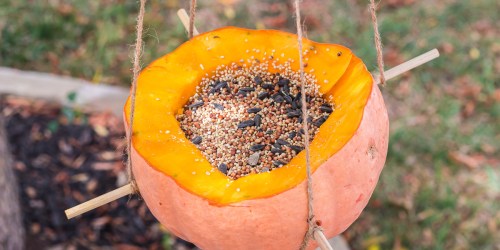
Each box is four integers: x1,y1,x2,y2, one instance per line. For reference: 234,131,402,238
125,27,389,249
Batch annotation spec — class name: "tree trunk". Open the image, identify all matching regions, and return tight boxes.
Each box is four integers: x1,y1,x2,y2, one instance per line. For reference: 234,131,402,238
0,115,24,250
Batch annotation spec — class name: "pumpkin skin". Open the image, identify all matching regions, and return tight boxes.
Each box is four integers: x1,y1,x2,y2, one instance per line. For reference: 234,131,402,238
125,27,389,249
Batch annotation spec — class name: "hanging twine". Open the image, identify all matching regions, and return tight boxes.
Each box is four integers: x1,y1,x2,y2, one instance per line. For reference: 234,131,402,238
126,0,147,193
189,0,197,38
369,0,385,85
294,1,321,249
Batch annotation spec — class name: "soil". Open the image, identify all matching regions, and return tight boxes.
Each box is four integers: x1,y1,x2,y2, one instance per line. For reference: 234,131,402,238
0,95,197,250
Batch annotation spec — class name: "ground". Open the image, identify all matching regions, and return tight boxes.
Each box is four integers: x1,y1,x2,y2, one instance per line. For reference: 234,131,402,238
0,0,498,249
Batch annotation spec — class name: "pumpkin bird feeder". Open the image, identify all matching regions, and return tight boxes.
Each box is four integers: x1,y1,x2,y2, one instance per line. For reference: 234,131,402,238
65,1,439,249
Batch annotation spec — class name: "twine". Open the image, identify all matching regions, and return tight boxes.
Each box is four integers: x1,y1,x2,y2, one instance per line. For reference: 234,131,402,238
189,0,197,38
126,0,147,193
294,0,322,249
369,0,385,85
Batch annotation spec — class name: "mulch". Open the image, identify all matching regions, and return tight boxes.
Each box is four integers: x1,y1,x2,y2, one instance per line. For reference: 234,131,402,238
0,95,196,250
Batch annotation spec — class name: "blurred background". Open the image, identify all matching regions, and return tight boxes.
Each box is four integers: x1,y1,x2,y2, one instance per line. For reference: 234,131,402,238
0,0,498,249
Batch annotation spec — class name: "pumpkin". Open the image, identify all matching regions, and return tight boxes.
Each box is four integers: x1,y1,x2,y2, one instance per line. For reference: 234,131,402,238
124,27,389,249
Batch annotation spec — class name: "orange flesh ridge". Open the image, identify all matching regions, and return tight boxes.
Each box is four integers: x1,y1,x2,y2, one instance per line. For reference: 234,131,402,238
124,27,373,205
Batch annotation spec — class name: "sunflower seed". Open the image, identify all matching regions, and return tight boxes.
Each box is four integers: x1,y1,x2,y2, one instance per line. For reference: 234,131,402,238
290,145,304,152
273,160,286,167
313,116,327,127
218,163,228,174
238,120,255,128
213,103,224,110
240,87,255,92
320,104,333,113
254,76,263,84
287,111,301,118
188,101,204,109
191,136,202,145
276,139,290,145
250,144,266,151
258,92,270,100
262,83,274,90
254,114,262,127
247,107,262,113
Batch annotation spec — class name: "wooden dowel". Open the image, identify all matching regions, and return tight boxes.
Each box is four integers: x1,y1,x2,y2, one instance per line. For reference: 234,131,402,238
177,9,200,36
65,183,133,219
314,230,334,250
374,48,440,85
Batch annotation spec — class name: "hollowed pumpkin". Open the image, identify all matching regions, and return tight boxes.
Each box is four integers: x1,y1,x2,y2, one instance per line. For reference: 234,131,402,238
125,27,389,249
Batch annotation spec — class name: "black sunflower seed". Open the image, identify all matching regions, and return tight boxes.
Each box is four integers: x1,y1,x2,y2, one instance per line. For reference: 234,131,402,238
210,81,228,94
289,131,297,139
273,160,286,167
250,144,266,151
292,101,298,109
293,92,301,101
271,147,285,154
238,120,255,128
282,84,290,95
290,145,304,153
282,92,293,104
287,111,301,118
273,94,285,103
213,103,224,110
237,90,248,97
276,139,290,145
320,104,333,113
313,116,327,127
191,136,202,145
266,130,274,135
240,87,255,92
258,92,270,100
218,163,228,174
188,101,204,109
247,107,262,113
254,76,263,84
262,83,274,90
278,78,290,86
254,114,262,127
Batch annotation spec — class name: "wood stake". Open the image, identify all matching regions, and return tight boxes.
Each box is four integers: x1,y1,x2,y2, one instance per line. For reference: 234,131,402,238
314,230,334,250
177,9,200,36
65,183,133,219
374,48,440,85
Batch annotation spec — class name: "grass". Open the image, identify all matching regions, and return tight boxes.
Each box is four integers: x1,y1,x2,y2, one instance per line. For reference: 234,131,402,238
1,0,498,249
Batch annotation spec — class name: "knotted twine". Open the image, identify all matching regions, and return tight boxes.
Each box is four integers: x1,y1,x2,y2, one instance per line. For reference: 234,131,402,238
126,0,146,193
370,0,385,85
189,0,197,38
293,1,321,249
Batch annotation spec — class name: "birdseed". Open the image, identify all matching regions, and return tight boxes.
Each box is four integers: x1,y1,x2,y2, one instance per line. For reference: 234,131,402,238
176,59,334,179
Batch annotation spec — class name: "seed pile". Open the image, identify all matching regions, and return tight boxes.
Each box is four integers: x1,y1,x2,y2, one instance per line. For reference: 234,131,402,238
177,60,334,179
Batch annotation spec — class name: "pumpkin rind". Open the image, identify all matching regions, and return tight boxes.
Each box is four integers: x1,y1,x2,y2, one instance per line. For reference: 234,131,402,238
124,27,372,205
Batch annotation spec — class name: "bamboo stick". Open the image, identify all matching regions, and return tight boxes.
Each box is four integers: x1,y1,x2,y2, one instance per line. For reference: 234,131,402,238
314,230,334,250
374,48,440,85
65,183,133,219
177,9,200,36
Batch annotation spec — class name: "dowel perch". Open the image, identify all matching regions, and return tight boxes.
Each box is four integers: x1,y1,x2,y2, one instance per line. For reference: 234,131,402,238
314,230,334,250
65,183,133,219
374,48,440,85
177,9,199,36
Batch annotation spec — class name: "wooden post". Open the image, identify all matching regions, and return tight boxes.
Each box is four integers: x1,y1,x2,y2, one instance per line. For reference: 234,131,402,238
0,115,25,250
